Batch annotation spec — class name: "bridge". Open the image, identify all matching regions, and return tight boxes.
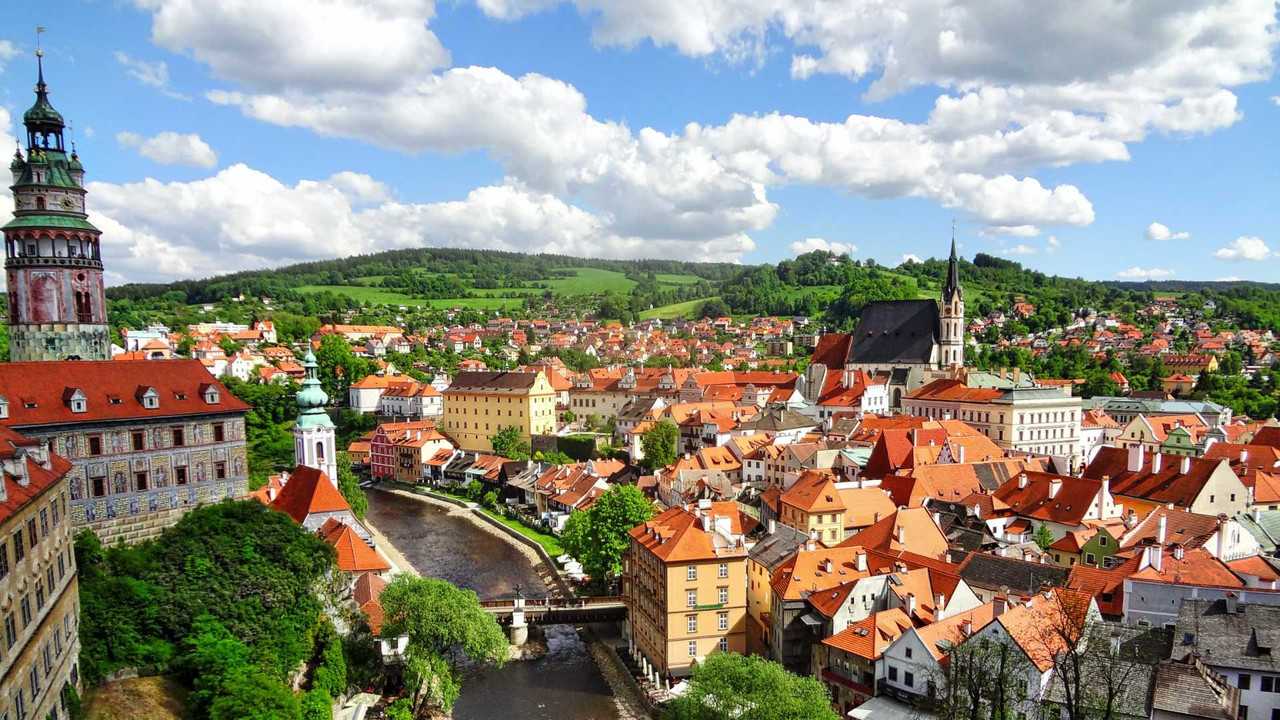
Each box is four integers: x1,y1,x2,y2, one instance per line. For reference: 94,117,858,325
479,595,627,625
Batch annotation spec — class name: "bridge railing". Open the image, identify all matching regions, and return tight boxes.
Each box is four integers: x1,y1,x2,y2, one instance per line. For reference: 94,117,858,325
479,595,625,611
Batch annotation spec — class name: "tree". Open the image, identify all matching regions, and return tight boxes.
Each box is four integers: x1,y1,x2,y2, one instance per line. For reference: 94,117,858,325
491,425,531,461
336,451,368,520
929,635,1034,720
315,333,373,400
559,485,654,582
664,652,838,720
378,576,508,714
1033,523,1055,551
208,671,302,720
640,420,679,469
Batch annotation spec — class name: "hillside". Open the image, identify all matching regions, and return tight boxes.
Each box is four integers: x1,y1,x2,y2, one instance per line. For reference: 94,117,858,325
103,246,1280,331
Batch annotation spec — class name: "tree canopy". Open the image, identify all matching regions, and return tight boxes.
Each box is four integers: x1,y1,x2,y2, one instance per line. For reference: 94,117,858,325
640,420,679,470
560,484,654,582
664,653,838,720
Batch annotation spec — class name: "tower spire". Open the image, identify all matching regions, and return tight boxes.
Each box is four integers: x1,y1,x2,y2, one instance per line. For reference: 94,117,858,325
943,227,961,303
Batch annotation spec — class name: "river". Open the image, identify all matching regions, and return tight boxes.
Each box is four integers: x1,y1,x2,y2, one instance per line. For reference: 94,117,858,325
365,488,625,720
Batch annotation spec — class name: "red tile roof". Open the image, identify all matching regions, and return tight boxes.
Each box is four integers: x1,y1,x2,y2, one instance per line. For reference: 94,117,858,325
270,466,351,524
0,426,71,525
318,518,391,573
0,359,248,426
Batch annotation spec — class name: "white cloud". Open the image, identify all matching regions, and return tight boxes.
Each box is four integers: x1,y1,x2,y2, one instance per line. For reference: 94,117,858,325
1271,96,1279,106
1214,235,1272,261
1046,235,1060,253
901,254,923,264
789,237,856,256
0,40,18,71
117,131,218,168
0,108,15,158
88,164,756,284
981,224,1040,238
1116,266,1175,280
1146,221,1190,241
1003,243,1037,256
114,51,189,100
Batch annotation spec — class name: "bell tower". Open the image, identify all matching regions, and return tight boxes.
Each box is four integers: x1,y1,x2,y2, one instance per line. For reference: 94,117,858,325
4,49,110,361
938,235,965,368
294,350,338,483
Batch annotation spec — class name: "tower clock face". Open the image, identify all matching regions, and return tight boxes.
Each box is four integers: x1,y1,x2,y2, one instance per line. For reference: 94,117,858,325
60,197,76,210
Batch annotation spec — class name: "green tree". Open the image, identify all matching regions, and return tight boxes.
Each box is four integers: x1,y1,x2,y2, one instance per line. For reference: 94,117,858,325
559,485,653,582
209,672,302,720
664,653,838,720
300,689,332,720
378,576,508,714
336,451,368,520
490,425,531,460
315,333,373,400
640,420,679,470
1034,523,1056,551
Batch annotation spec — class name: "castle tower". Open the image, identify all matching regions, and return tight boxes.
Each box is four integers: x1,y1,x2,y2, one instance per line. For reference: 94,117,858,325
5,51,110,361
295,349,338,483
938,236,965,368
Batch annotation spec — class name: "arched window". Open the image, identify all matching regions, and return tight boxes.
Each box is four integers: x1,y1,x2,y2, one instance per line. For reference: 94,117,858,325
35,196,45,210
315,440,325,461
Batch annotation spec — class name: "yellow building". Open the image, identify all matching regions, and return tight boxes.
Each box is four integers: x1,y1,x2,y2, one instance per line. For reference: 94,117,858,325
441,371,557,452
0,426,81,720
623,500,750,684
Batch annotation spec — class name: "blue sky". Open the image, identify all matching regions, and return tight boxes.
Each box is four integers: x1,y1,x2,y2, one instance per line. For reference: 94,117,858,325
0,1,1277,284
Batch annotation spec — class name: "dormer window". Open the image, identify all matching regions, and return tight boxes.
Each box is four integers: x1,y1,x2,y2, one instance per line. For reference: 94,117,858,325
64,388,87,414
107,395,122,405
136,386,160,410
203,387,220,404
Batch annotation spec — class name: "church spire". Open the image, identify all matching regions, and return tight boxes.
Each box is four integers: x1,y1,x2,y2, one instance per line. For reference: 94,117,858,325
942,231,962,303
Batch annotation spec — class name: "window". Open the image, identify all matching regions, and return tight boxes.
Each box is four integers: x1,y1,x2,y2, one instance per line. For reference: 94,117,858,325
131,431,145,452
91,475,105,497
26,519,36,549
0,541,7,580
28,665,39,702
718,586,729,604
905,671,915,688
687,566,697,581
1099,536,1107,546
20,595,31,627
12,688,24,720
88,435,102,456
1241,674,1253,690
171,428,185,447
1240,707,1248,720
905,647,913,659
888,666,898,682
14,530,26,560
50,500,58,527
135,471,148,492
45,566,54,592
688,641,697,658
35,580,44,610
175,466,188,486
687,615,697,633
718,562,728,579
213,423,225,442
718,637,728,652
687,590,697,608
42,644,51,674
3,614,14,648
39,509,48,537
1263,677,1274,692
718,612,728,631
215,462,227,480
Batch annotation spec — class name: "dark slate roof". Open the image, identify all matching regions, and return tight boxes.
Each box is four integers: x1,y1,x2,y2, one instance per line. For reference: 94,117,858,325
1174,599,1280,673
848,300,939,365
749,524,809,573
738,406,818,432
1151,660,1237,720
957,551,1070,594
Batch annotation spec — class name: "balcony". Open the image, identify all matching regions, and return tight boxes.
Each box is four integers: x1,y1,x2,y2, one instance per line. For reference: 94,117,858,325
821,667,874,697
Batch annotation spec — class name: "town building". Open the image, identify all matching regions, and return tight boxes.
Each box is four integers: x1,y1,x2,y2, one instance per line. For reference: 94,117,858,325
0,425,81,720
441,371,556,453
0,360,250,545
1172,598,1280,720
623,500,751,684
4,57,109,362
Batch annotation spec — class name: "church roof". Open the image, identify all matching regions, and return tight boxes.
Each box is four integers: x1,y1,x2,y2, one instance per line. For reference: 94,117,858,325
270,466,350,523
848,300,940,365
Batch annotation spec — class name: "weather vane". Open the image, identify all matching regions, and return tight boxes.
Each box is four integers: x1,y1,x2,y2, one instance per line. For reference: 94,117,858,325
35,26,45,57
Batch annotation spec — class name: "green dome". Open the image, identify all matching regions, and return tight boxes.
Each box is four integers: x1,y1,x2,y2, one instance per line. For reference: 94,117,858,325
23,96,63,129
67,153,83,171
295,349,334,429
9,151,24,171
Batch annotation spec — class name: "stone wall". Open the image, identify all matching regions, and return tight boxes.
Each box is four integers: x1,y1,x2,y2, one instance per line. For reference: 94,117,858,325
8,322,109,361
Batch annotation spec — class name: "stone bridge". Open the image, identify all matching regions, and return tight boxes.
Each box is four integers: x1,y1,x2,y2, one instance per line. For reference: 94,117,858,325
480,595,628,627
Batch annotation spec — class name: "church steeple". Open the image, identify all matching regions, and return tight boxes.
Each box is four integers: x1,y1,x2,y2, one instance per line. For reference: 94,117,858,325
294,350,338,483
938,233,965,368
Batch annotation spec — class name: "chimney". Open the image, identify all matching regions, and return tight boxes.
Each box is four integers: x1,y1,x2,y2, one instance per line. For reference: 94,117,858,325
906,592,917,616
1241,449,1249,464
1157,512,1168,544
993,594,1007,617
1152,453,1163,474
934,592,947,620
1018,473,1028,489
1127,444,1145,473
1180,455,1191,474
855,550,868,572
958,445,966,464
1216,514,1229,559
1148,543,1163,572
1172,543,1185,561
1048,477,1062,499
822,558,834,574
806,530,818,551
768,518,777,535
895,524,905,544
961,618,973,636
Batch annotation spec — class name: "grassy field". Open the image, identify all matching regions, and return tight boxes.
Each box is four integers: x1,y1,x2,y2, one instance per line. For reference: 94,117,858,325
640,297,716,320
422,297,524,310
85,675,188,720
655,273,704,285
541,268,637,295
